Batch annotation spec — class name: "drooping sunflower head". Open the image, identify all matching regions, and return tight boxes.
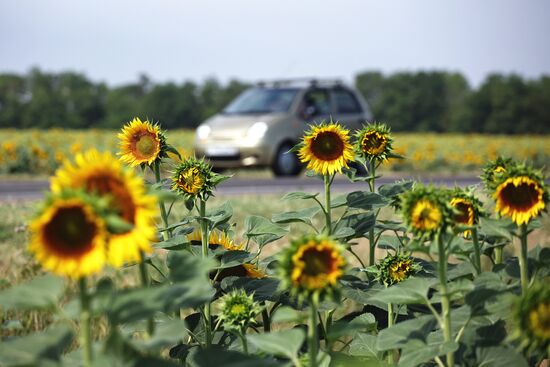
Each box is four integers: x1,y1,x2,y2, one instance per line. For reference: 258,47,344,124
187,228,244,251
481,156,514,191
492,164,548,226
513,282,550,353
448,187,484,238
219,289,262,331
296,122,354,176
279,235,346,302
355,122,394,161
172,156,219,199
51,149,157,267
28,192,107,278
377,253,420,287
400,185,453,239
118,117,167,167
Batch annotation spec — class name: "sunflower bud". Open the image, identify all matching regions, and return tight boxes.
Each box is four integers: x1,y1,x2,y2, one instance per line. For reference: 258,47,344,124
278,235,346,302
355,122,394,161
448,187,483,238
513,282,550,353
219,290,261,331
481,156,514,191
172,157,221,199
399,185,454,240
377,253,420,287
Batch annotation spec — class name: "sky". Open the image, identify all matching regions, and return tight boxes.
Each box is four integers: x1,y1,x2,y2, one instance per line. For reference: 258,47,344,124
1,0,549,87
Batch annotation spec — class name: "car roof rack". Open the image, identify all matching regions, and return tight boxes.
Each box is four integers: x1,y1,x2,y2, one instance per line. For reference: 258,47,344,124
256,78,344,88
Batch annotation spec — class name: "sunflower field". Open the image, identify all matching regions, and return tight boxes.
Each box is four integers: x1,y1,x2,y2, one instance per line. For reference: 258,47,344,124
0,118,549,367
1,128,549,175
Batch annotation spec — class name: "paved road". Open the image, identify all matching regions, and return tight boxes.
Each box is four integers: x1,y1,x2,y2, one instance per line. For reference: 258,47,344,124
0,175,482,201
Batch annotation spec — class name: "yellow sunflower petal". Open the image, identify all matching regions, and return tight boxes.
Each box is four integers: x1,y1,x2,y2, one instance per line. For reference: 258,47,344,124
298,124,354,175
494,176,545,225
28,198,106,278
51,149,157,267
118,117,162,167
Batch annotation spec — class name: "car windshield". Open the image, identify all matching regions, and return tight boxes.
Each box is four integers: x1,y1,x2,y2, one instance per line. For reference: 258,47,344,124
223,88,299,115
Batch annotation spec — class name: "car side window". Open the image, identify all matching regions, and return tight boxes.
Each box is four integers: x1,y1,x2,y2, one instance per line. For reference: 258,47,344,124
333,89,362,114
301,89,331,116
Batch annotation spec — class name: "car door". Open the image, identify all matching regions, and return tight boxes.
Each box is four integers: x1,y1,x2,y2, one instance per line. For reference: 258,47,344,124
330,87,365,131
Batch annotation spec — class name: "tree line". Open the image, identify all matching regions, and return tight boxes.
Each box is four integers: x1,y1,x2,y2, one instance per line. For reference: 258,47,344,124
0,68,548,133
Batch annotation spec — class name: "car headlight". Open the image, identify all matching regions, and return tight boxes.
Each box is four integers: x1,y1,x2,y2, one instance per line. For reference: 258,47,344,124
247,122,268,140
196,125,211,140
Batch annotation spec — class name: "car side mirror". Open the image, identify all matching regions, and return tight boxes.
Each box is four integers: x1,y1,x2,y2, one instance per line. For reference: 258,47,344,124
301,105,317,120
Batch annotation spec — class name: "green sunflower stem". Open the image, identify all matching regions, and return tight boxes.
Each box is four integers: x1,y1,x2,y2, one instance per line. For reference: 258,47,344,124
494,246,503,265
368,159,377,266
78,277,93,367
199,198,212,348
387,302,396,365
323,174,332,235
437,234,454,367
153,160,170,240
519,223,529,295
239,329,249,354
472,228,482,275
308,297,319,367
139,251,155,336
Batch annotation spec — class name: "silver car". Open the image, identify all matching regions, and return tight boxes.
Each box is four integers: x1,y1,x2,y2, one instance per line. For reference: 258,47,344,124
194,79,373,176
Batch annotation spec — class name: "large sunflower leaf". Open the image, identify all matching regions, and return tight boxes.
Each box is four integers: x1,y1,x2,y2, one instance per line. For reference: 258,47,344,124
370,277,437,305
246,328,306,361
272,206,321,226
188,348,283,367
244,215,288,248
346,191,390,210
0,274,65,311
0,324,73,366
376,315,437,351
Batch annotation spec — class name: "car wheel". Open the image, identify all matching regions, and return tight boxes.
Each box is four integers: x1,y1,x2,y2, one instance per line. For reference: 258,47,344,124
271,142,302,177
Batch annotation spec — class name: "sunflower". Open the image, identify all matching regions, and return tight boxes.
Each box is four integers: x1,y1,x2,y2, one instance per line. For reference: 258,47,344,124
481,156,514,191
448,187,483,237
172,157,219,199
494,175,546,226
297,123,354,176
400,185,453,239
514,282,550,353
279,235,345,301
355,122,394,161
29,194,107,278
188,229,263,279
187,228,244,251
51,149,157,267
118,117,166,167
377,253,420,287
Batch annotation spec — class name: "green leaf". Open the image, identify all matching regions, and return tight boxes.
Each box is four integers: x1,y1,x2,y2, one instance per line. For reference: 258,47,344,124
244,215,288,248
247,328,306,361
271,306,306,323
167,251,215,282
154,234,190,250
371,277,436,305
378,180,414,198
479,217,513,241
282,191,318,201
335,213,375,240
330,194,348,208
129,319,187,352
376,315,436,351
205,201,233,229
349,333,380,359
0,274,65,311
332,226,355,240
220,277,280,303
216,250,256,269
399,341,458,367
188,348,282,367
476,346,528,367
328,313,377,340
346,191,389,210
272,206,321,226
0,324,73,366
